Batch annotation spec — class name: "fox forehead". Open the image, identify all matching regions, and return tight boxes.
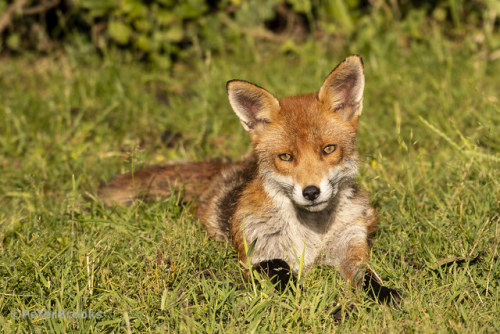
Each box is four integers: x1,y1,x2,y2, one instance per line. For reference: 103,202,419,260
256,94,357,153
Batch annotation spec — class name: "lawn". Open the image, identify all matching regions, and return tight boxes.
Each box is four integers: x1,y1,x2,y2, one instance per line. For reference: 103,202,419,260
0,23,499,332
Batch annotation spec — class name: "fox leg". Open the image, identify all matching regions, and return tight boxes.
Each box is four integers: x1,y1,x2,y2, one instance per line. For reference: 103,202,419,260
323,224,370,285
232,234,295,291
323,223,400,304
339,240,370,286
234,244,295,291
231,224,295,291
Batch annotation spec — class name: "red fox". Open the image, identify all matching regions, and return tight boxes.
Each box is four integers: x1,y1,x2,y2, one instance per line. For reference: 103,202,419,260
99,55,399,302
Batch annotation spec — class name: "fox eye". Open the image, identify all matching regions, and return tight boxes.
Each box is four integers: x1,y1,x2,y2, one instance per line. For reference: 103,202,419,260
322,144,337,155
278,153,294,162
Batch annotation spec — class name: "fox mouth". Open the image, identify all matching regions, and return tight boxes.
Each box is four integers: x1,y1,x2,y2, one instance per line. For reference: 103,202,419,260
305,201,327,207
301,201,329,211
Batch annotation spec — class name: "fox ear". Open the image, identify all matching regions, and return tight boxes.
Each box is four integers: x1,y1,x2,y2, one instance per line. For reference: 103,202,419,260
226,80,280,131
318,55,365,122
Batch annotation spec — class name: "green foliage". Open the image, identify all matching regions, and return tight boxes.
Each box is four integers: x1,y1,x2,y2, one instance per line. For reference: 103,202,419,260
0,0,499,67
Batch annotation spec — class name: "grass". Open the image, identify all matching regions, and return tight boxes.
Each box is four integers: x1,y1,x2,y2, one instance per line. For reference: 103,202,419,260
0,26,499,332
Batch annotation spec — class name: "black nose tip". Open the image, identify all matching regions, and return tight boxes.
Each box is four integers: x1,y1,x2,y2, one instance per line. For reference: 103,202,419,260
302,185,320,201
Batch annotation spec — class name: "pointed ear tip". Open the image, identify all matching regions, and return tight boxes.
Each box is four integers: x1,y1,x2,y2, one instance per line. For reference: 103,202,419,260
227,80,248,96
226,79,256,93
347,54,364,67
226,79,237,91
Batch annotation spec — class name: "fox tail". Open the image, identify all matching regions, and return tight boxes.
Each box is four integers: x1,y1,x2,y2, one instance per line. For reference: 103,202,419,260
98,161,227,206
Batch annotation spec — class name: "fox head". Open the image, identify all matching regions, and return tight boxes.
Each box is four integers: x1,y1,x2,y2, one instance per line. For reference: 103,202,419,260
227,55,364,212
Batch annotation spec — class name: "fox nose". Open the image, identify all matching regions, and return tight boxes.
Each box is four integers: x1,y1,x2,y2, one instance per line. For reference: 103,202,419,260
302,185,320,201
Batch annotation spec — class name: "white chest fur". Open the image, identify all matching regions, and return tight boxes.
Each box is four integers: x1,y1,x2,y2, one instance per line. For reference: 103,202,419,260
242,182,369,274
243,197,328,273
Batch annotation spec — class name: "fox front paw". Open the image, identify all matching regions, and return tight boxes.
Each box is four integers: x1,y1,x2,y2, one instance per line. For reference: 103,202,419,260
253,259,296,292
363,271,401,305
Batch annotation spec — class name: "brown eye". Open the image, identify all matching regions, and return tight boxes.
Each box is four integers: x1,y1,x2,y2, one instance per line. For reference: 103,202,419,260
278,153,293,161
322,144,337,155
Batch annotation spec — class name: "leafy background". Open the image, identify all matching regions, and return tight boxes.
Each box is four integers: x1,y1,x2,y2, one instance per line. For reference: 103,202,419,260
2,0,499,66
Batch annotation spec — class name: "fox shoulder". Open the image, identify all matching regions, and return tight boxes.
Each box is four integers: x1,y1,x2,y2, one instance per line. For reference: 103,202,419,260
197,155,259,241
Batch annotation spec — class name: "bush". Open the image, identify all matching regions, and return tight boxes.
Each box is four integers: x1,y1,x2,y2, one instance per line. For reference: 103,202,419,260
0,0,498,66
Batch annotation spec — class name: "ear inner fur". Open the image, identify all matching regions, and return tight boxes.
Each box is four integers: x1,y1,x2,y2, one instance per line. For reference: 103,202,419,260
318,55,365,122
226,80,280,131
